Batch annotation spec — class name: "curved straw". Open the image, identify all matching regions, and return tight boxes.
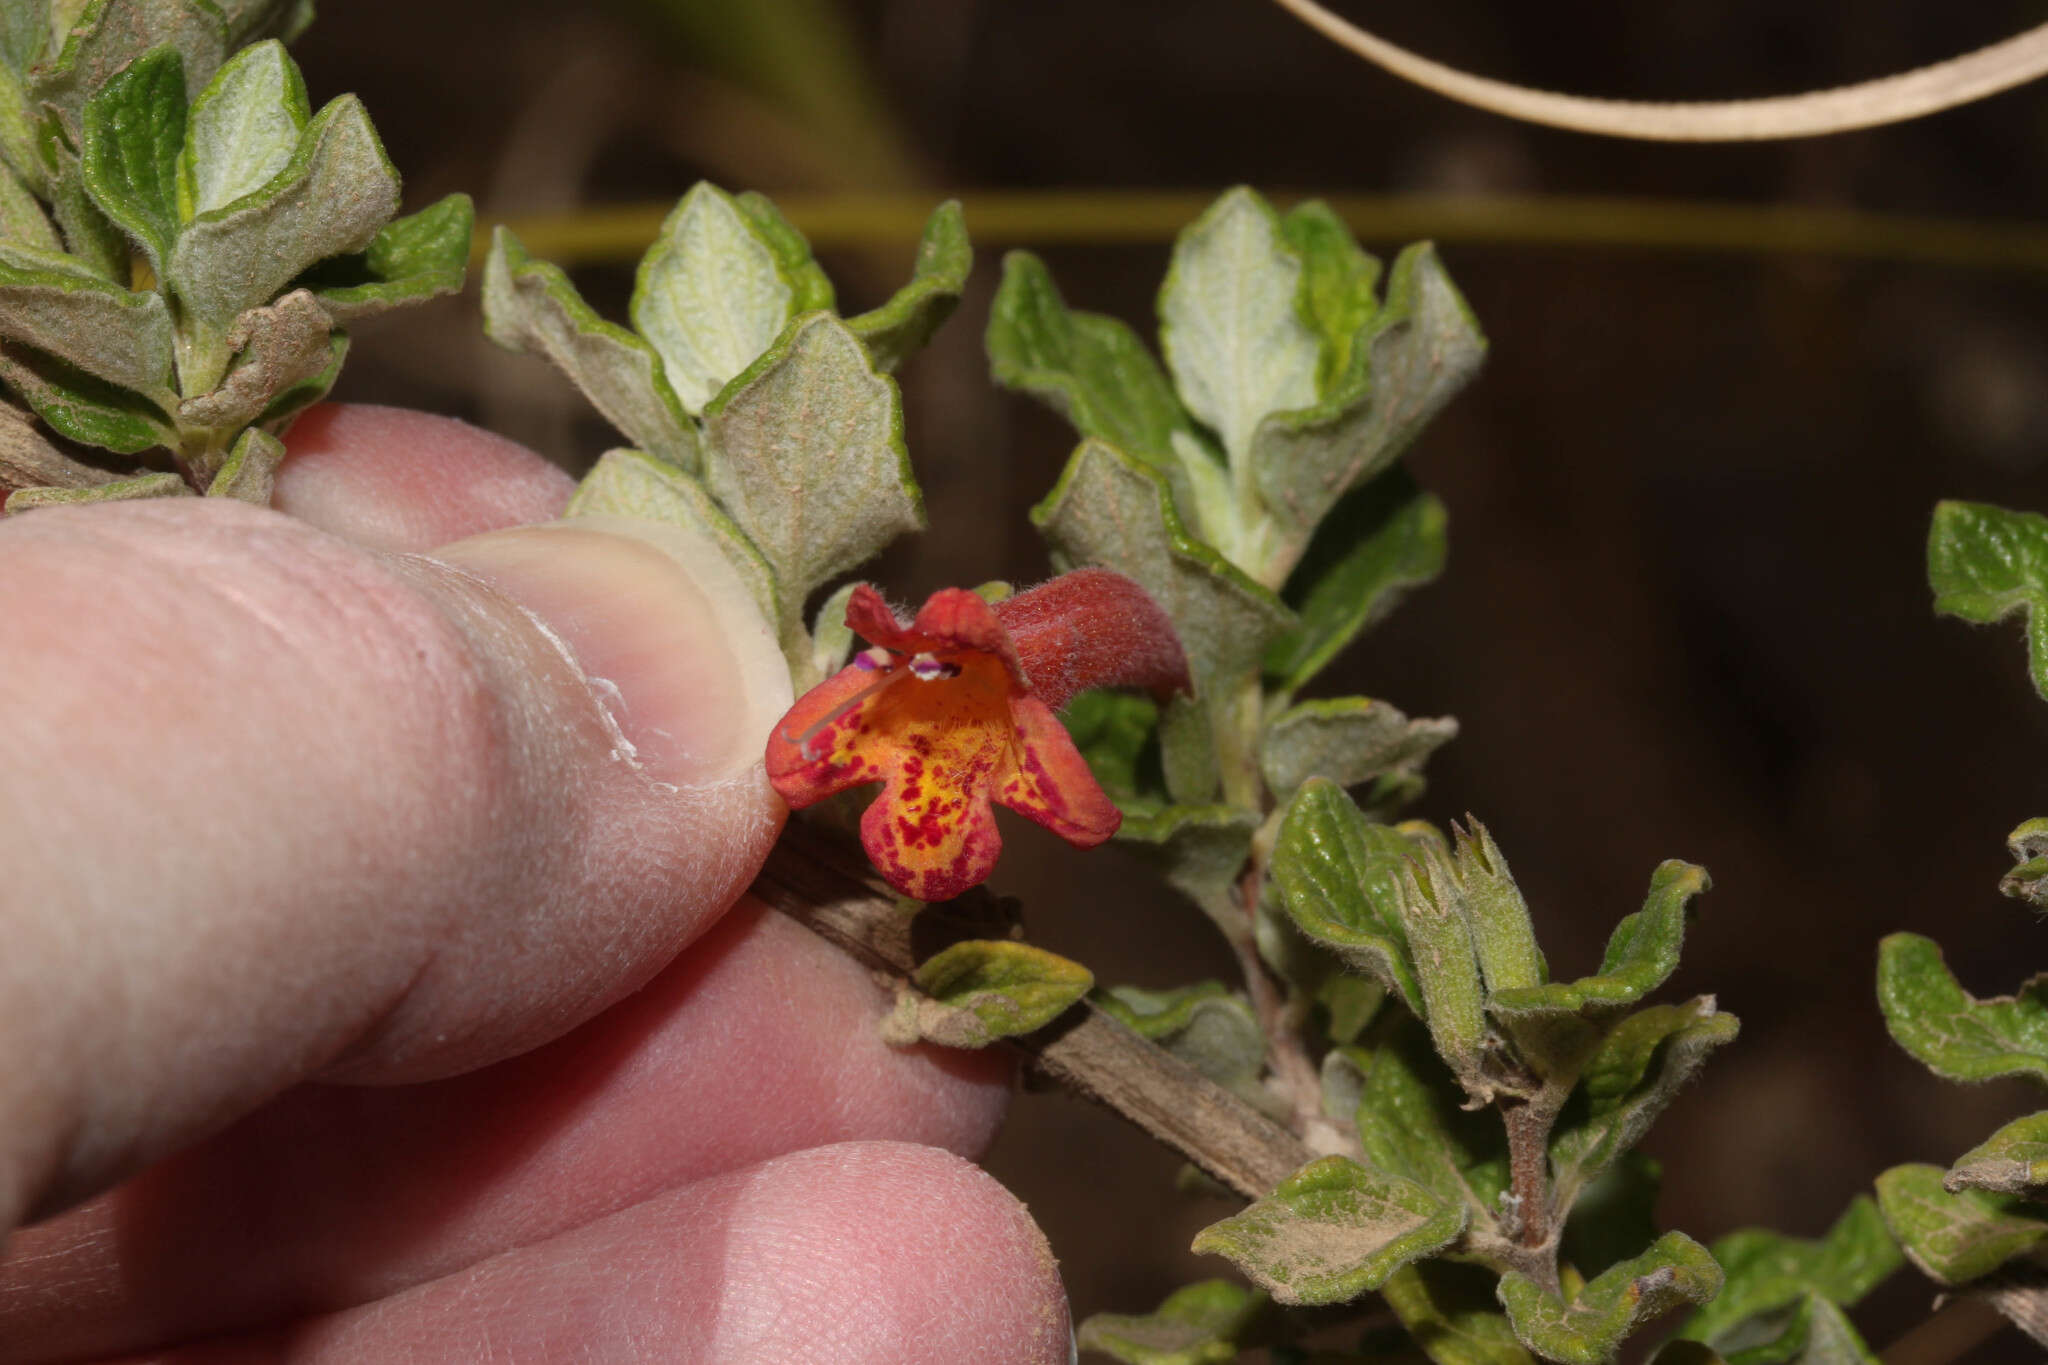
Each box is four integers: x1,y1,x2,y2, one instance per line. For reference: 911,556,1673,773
1271,0,2048,141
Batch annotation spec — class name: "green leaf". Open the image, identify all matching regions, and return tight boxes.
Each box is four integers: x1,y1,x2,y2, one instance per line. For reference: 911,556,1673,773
0,243,176,399
1946,1111,2048,1197
1498,1232,1722,1365
168,92,401,334
481,226,699,471
847,199,969,373
0,338,174,452
1876,932,2048,1085
1249,242,1485,556
701,311,921,625
1391,841,1490,1092
0,164,59,252
1355,1020,1511,1217
732,190,834,314
1548,998,1739,1211
0,0,48,75
1032,439,1291,701
1260,695,1457,798
806,580,862,688
630,182,795,415
1060,688,1162,807
0,395,110,491
174,287,332,450
6,468,185,511
1562,1152,1662,1282
1680,1196,1902,1349
562,448,779,631
1266,465,1448,693
1157,186,1319,465
31,0,225,135
255,327,342,430
1077,1280,1272,1365
2000,817,2048,910
1116,803,1258,919
1382,1262,1537,1365
1489,861,1711,1017
907,939,1093,1048
46,142,129,281
1097,981,1265,1100
215,0,313,47
1414,821,1544,996
203,424,281,503
1270,778,1424,1012
176,39,306,222
1745,1295,1880,1365
986,249,1193,468
1874,1163,2048,1285
297,192,472,325
1280,199,1380,395
1192,1154,1467,1306
1927,500,2048,699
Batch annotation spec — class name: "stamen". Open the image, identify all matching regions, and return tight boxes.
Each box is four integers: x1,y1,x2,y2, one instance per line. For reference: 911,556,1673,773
908,652,962,681
782,660,908,759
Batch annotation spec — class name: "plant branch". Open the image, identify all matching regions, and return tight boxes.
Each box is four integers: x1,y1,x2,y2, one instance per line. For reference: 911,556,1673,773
1268,0,2048,142
750,823,1314,1200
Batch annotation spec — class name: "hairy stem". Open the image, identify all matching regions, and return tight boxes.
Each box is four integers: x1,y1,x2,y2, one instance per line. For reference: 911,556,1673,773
1230,861,1348,1155
1499,1095,1563,1293
751,824,1313,1198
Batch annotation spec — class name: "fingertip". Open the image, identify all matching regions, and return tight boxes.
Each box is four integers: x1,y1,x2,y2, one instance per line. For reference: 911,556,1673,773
275,403,574,552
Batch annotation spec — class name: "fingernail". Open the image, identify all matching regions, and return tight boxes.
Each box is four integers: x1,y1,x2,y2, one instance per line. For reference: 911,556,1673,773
433,515,791,787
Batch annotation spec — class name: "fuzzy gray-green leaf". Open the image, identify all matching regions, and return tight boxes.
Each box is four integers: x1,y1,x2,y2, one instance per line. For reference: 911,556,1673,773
298,192,472,326
1117,803,1258,918
203,424,281,502
563,448,779,630
847,199,968,373
1876,932,2048,1084
1549,999,1739,1211
1250,242,1484,552
631,182,793,415
175,287,331,441
1489,861,1710,1018
78,45,186,269
1077,1280,1271,1365
6,468,185,510
1928,500,2048,699
1260,695,1457,798
733,190,833,314
0,244,175,399
1266,464,1448,693
1158,186,1319,464
481,226,699,471
701,310,921,620
0,338,174,452
1355,1021,1510,1216
168,93,400,331
910,939,1092,1048
31,0,225,135
177,39,306,221
2000,817,2048,910
1270,778,1424,1012
1678,1196,1901,1350
1280,199,1380,393
1875,1162,2048,1285
1032,438,1290,700
1097,981,1265,1100
1192,1154,1466,1306
0,396,109,491
1393,848,1489,1091
1498,1232,1722,1365
0,164,58,252
1945,1111,2048,1196
986,249,1193,468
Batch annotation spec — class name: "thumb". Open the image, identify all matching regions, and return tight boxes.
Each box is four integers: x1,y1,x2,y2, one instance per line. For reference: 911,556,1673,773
0,502,789,1229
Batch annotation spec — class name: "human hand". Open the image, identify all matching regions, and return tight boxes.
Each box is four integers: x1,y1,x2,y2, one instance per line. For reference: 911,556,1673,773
0,405,1068,1363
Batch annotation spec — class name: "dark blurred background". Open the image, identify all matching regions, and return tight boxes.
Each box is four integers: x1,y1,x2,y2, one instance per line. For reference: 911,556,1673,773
293,2,2048,1357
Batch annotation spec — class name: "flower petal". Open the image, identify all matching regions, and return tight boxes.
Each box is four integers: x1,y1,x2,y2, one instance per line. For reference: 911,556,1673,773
997,694,1123,848
844,583,918,654
762,654,897,808
861,764,1004,902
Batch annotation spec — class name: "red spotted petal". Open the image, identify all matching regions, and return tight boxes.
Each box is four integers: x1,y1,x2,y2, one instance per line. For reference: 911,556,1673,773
861,772,1003,903
996,694,1123,847
762,654,898,808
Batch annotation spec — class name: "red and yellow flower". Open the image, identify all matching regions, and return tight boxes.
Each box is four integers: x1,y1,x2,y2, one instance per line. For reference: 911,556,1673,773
765,569,1190,901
